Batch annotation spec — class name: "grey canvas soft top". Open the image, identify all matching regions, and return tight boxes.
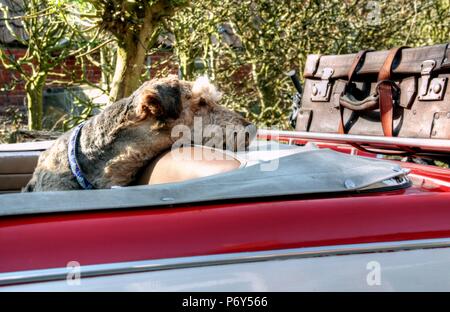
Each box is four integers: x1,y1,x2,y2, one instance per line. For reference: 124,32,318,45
0,143,410,217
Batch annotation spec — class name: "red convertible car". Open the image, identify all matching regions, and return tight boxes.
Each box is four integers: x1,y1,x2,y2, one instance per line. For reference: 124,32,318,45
0,129,449,291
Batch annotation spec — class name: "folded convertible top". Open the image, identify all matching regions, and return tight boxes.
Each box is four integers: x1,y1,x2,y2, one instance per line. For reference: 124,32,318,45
0,147,409,217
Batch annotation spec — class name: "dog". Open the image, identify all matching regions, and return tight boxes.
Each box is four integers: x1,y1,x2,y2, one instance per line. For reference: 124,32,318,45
23,76,255,192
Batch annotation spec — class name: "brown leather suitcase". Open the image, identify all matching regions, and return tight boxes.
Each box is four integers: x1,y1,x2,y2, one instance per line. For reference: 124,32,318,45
293,44,450,140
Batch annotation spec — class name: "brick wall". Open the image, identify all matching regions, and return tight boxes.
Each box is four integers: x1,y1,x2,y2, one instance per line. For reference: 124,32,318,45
0,48,26,110
0,49,177,114
0,48,102,113
147,51,178,78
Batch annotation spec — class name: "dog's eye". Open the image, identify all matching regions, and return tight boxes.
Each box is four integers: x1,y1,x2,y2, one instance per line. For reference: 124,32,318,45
198,98,208,106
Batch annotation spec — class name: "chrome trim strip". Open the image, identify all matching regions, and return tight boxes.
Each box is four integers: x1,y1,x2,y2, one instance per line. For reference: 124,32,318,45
2,237,450,287
258,129,450,152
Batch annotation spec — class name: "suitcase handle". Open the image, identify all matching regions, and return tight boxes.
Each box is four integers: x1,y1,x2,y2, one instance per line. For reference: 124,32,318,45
339,79,400,111
339,91,379,111
338,47,405,136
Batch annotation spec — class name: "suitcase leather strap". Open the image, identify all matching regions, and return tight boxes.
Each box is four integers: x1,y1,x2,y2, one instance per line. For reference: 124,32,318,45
338,47,405,136
338,50,371,134
376,47,404,137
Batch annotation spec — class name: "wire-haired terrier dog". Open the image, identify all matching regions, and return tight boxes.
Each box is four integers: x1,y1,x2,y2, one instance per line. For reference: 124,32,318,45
24,75,256,192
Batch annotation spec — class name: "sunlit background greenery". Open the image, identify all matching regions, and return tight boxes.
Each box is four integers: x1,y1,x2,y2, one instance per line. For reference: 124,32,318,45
0,0,448,141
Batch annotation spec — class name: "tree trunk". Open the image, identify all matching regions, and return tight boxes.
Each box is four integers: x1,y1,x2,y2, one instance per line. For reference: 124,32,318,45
25,75,46,131
109,9,157,103
100,47,113,91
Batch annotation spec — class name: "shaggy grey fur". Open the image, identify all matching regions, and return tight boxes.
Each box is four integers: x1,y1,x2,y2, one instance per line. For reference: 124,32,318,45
24,76,255,192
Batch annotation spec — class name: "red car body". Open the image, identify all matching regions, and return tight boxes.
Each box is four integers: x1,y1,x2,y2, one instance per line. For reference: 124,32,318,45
0,130,449,290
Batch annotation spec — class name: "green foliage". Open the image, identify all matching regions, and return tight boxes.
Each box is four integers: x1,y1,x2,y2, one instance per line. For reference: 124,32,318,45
1,0,449,134
168,0,450,128
61,90,102,131
0,0,75,130
73,0,188,101
0,0,116,131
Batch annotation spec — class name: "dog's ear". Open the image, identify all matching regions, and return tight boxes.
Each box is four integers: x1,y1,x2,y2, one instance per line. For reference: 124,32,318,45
135,82,182,122
135,90,164,122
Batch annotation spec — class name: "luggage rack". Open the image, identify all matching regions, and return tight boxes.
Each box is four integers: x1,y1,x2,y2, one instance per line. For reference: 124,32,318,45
257,129,450,158
1,131,449,159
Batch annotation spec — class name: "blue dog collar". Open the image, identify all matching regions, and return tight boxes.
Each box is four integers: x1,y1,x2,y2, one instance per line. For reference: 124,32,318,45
68,122,94,190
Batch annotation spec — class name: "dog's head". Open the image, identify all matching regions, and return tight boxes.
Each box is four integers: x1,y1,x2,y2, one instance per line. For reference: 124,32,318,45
131,75,256,151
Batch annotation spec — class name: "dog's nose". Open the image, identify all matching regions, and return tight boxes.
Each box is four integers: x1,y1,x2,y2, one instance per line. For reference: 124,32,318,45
242,120,252,127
